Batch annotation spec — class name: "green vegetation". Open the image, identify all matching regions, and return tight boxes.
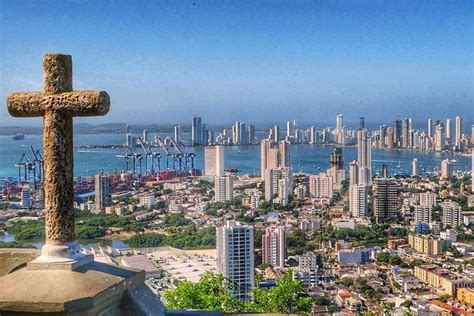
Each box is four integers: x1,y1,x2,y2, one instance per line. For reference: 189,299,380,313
376,252,402,265
0,241,36,248
287,229,315,255
163,213,192,227
8,212,147,241
163,270,312,313
198,180,213,195
327,224,407,245
8,220,44,241
128,226,215,249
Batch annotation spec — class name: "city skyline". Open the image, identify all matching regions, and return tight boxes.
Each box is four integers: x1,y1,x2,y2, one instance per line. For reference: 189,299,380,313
1,1,473,126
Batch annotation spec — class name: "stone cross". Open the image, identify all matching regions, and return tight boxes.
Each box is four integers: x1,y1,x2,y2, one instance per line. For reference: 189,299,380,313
7,54,110,263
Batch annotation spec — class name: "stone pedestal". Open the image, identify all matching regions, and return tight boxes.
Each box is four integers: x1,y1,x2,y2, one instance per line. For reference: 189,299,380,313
0,250,165,315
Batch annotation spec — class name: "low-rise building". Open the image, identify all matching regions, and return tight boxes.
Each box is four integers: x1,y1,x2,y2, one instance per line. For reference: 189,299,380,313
414,265,474,296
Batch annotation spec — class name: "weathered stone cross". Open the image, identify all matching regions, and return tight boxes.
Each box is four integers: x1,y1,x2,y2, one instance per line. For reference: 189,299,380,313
7,54,110,263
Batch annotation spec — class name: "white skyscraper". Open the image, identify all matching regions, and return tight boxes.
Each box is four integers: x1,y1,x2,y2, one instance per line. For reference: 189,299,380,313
419,191,437,208
349,184,367,218
262,225,286,269
309,173,333,200
264,167,291,206
174,125,181,143
441,201,461,228
440,159,453,180
205,145,224,177
414,206,432,224
216,221,254,301
357,129,372,185
260,139,291,180
412,158,418,177
455,115,462,148
427,118,433,138
349,161,359,186
214,175,233,202
446,119,452,142
434,123,445,152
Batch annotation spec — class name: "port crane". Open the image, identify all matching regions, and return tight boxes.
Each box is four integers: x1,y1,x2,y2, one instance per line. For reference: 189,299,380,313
137,136,161,173
156,137,175,170
115,146,142,174
14,146,44,186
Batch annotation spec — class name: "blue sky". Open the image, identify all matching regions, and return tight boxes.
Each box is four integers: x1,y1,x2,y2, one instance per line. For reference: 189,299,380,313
0,0,472,127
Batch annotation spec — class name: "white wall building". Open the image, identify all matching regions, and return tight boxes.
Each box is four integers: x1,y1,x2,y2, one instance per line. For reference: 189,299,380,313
216,221,254,301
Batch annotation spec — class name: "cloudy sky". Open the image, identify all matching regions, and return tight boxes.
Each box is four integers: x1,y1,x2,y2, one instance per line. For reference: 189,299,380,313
0,0,472,127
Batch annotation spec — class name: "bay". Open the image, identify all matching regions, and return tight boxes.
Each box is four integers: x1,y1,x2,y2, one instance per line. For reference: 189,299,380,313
0,133,471,179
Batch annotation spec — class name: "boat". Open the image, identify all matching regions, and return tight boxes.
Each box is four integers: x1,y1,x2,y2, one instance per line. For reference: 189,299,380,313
11,133,25,140
225,168,240,173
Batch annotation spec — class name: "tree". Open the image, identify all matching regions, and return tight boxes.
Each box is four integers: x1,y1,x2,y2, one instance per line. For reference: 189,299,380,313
163,271,312,313
253,270,312,313
400,300,412,308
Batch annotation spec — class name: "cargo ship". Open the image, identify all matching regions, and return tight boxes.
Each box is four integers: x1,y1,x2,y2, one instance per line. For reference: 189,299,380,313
11,133,25,141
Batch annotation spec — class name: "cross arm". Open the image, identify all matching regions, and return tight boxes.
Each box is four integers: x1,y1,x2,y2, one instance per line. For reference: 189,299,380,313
7,91,110,117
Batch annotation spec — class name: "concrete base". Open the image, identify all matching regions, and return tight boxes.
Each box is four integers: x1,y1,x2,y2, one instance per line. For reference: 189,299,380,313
0,259,165,315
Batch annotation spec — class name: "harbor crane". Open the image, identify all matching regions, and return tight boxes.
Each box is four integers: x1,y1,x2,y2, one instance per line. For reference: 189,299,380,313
14,146,44,186
137,136,161,173
116,146,142,174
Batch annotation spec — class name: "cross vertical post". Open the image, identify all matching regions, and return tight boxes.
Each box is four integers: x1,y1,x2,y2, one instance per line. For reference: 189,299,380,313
7,54,110,264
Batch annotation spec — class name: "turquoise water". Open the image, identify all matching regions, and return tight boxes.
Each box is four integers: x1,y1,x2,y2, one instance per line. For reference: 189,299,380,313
0,133,471,179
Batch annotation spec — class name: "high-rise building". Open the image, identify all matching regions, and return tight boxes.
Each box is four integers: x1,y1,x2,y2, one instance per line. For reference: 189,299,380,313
248,124,256,144
125,124,132,147
440,159,453,180
191,116,202,146
216,220,254,301
309,173,333,200
446,119,452,143
21,185,31,209
262,225,286,269
357,129,372,185
455,115,462,148
174,125,181,143
142,129,149,145
336,114,344,131
379,125,387,148
402,118,410,148
441,201,461,228
205,146,224,177
273,125,280,143
381,164,389,178
95,173,112,212
309,126,316,144
394,119,402,147
414,206,432,224
349,184,367,218
427,118,433,138
360,117,365,129
201,123,208,145
419,191,437,208
349,161,359,186
264,167,291,205
434,122,445,152
215,175,233,202
260,139,291,179
412,158,418,176
472,151,474,193
373,178,399,222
